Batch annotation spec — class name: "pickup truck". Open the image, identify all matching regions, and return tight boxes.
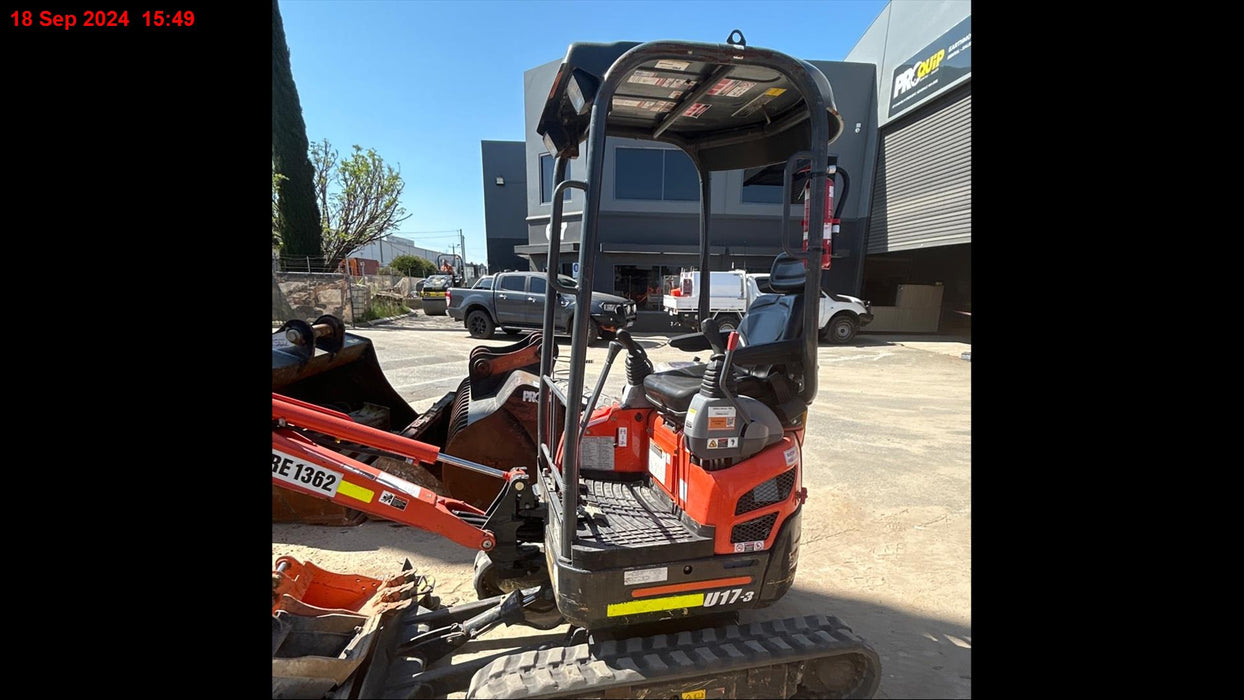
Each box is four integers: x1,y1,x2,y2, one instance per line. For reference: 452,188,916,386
663,269,873,343
447,270,637,341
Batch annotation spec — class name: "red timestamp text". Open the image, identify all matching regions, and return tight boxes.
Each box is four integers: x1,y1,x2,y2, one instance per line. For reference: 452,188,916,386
9,10,196,29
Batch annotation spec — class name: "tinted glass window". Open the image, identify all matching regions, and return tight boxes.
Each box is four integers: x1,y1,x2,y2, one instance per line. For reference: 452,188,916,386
741,185,785,204
540,154,571,203
615,148,663,200
529,277,546,295
499,275,526,291
476,277,493,289
662,150,700,201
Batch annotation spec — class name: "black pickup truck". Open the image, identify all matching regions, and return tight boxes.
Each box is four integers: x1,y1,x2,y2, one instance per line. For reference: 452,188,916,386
446,270,636,341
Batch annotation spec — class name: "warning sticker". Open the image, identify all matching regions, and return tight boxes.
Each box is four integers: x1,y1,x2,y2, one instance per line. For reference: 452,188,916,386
784,447,798,466
613,97,676,113
682,103,711,118
582,436,616,471
623,566,668,585
706,78,756,98
732,87,786,118
706,437,739,450
733,540,767,553
707,406,736,430
654,59,691,71
628,70,698,90
648,444,668,482
379,490,408,511
618,426,628,448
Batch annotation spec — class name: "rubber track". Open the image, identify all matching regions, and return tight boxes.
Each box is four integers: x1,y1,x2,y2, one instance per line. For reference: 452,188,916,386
467,614,880,699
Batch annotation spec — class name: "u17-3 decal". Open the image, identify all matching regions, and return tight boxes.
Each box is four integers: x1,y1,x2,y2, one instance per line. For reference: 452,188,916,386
703,587,755,607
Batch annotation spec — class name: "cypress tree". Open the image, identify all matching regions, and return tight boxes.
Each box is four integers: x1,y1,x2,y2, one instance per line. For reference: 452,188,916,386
272,0,323,265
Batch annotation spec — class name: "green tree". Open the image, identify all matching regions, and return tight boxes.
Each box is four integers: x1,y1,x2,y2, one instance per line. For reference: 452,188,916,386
311,138,412,271
272,168,286,248
390,254,436,277
272,0,323,262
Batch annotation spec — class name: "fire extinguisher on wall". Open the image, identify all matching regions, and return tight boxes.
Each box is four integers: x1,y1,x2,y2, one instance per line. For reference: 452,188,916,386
800,163,849,271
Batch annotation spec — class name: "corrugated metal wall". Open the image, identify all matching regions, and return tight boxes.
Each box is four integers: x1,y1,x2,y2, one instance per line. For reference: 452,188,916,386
867,86,971,254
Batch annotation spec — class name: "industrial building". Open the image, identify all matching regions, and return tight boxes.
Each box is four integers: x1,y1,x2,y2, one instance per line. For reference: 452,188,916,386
480,0,969,332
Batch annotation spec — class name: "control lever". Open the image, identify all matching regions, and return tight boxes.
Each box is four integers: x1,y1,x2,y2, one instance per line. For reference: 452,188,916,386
579,339,624,434
615,329,653,381
700,318,727,355
718,330,752,424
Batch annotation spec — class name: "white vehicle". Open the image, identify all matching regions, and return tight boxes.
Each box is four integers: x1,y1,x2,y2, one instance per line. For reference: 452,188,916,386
663,269,873,343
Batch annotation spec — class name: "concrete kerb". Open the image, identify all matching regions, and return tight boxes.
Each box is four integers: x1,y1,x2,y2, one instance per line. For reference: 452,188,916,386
353,309,420,328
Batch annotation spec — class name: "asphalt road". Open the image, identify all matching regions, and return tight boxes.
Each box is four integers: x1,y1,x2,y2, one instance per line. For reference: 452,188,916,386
272,311,972,698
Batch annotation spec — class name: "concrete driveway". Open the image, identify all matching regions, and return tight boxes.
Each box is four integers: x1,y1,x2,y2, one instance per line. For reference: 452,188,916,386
273,312,971,698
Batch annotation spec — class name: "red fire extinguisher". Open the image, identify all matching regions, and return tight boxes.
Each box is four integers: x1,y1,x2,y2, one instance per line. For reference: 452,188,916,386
801,166,837,270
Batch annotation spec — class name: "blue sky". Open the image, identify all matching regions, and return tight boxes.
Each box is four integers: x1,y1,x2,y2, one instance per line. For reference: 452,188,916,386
280,0,889,265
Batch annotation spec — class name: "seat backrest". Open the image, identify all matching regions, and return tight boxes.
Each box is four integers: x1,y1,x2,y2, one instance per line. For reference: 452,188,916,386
737,253,806,347
737,294,793,346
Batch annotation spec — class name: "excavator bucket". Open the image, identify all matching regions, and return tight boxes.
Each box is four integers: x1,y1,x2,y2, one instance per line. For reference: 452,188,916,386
272,557,442,699
272,316,551,520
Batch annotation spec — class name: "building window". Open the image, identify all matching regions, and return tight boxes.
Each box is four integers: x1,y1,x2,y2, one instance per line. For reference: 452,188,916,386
614,264,681,311
615,148,701,201
741,184,786,204
540,154,571,204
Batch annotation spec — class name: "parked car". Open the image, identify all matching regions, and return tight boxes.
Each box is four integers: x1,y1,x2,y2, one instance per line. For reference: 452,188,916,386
446,271,636,341
663,269,873,343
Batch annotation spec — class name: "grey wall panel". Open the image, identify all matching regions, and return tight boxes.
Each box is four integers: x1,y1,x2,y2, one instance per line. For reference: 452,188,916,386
867,88,970,254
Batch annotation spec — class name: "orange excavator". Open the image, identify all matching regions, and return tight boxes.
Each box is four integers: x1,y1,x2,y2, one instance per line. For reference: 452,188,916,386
273,31,880,699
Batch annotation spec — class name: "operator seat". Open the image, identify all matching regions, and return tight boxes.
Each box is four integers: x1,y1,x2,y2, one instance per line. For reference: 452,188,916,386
642,253,809,426
730,252,809,426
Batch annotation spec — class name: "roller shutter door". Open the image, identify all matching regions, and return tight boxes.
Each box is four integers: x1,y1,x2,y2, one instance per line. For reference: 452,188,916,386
867,87,971,254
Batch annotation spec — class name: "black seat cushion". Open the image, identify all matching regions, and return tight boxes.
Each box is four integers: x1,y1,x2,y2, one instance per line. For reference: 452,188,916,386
642,365,705,415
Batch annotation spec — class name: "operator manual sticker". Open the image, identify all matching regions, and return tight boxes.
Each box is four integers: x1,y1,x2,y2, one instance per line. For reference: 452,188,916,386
272,450,342,497
707,406,736,430
623,566,668,586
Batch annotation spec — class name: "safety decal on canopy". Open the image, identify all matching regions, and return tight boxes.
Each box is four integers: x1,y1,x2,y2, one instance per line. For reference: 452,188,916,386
654,59,691,71
682,103,711,118
628,70,698,90
613,97,676,113
732,87,786,118
706,437,739,449
706,78,756,98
